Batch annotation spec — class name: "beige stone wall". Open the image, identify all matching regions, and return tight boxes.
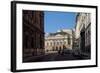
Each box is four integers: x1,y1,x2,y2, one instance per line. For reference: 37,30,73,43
75,13,91,53
45,29,73,53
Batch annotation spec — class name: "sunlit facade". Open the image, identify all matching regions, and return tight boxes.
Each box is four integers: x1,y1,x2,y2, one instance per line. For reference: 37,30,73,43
45,29,73,54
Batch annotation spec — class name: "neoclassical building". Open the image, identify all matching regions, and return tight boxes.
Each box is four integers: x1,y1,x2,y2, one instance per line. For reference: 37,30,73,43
23,10,44,62
74,13,91,54
45,29,73,53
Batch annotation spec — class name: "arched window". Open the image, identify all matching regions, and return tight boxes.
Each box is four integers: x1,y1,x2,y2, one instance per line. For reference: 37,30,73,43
57,42,59,45
60,42,62,45
50,42,52,46
68,35,70,45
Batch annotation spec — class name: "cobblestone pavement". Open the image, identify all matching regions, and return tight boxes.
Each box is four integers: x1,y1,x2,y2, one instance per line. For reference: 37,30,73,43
23,52,90,62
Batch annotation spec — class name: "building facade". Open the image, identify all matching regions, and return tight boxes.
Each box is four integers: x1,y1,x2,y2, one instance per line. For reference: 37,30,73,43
23,10,44,62
75,13,91,54
45,29,73,54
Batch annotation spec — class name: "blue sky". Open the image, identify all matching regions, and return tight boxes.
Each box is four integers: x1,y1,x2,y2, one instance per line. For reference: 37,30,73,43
44,11,76,33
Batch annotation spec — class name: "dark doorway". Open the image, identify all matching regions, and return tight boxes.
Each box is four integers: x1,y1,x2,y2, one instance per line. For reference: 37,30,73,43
80,30,85,52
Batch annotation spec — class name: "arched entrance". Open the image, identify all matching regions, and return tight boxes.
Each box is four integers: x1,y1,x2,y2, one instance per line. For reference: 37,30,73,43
80,28,85,53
